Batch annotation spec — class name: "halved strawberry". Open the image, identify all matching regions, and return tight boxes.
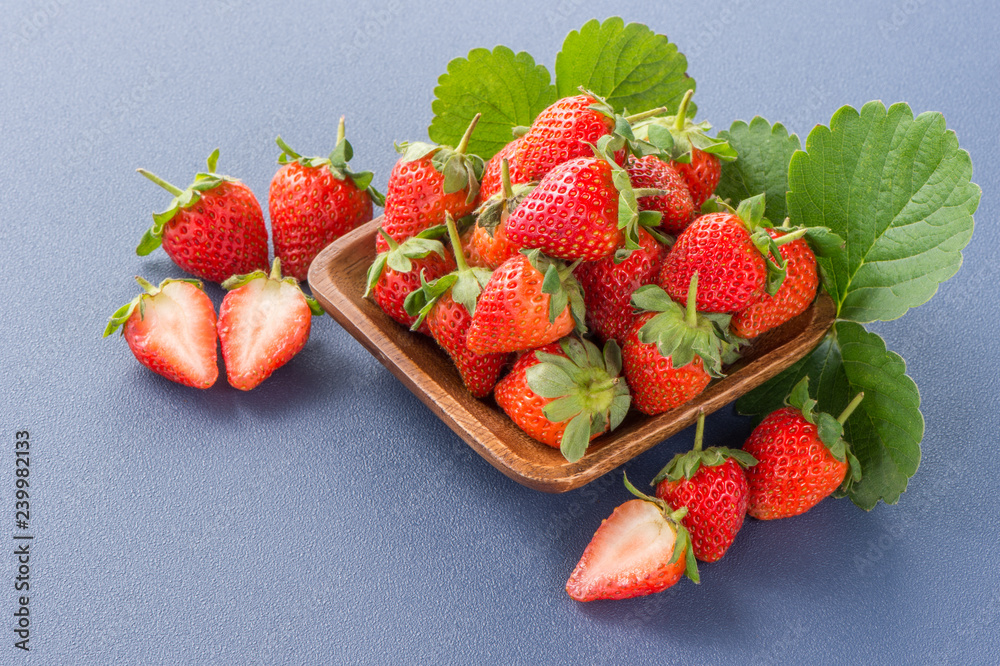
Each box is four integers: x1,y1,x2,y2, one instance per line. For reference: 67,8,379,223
566,475,699,602
217,259,324,391
104,277,218,389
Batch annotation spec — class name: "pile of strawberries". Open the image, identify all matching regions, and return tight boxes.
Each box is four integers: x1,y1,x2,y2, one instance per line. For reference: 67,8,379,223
366,89,825,462
105,120,382,390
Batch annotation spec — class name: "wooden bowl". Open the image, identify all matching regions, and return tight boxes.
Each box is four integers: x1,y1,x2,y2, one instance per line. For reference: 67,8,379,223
308,218,836,493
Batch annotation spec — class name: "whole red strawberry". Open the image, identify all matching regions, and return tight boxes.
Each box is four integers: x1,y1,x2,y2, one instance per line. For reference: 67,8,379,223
269,118,383,281
567,474,698,602
104,277,218,389
465,250,584,355
504,154,623,262
218,259,324,391
659,194,790,313
743,378,863,520
652,412,757,562
730,226,818,338
494,337,630,461
625,154,695,235
468,157,528,269
621,275,728,415
404,215,508,398
376,115,484,253
511,92,619,184
364,227,456,332
136,150,269,283
573,226,666,344
632,89,737,208
478,136,525,202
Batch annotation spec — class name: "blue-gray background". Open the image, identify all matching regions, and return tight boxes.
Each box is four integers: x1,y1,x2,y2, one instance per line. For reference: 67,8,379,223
2,0,997,664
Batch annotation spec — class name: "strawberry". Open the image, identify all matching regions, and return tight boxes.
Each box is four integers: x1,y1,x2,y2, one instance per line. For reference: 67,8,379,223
465,249,584,355
478,136,524,202
621,275,730,415
136,150,269,283
625,154,696,235
566,474,698,602
468,158,528,269
103,277,218,389
269,118,384,281
632,90,737,208
493,337,630,461
743,377,863,520
216,259,323,390
376,114,484,253
658,194,791,314
403,215,508,398
510,92,619,185
364,227,455,332
652,412,757,563
730,225,819,338
573,226,666,344
505,136,662,262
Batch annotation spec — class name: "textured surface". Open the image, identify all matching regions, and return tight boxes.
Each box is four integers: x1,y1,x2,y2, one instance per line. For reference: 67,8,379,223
1,1,998,664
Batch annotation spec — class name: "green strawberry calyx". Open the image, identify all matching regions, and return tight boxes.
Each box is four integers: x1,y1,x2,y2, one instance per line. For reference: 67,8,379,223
103,276,205,337
474,158,537,237
630,89,737,165
524,337,631,463
275,116,386,207
136,149,237,256
222,258,324,316
622,472,700,584
786,376,864,490
523,248,587,334
592,134,665,256
404,213,493,328
363,225,449,298
395,113,485,204
630,273,729,378
651,411,758,485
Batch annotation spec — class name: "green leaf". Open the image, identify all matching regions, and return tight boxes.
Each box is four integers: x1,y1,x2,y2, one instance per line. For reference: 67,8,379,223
717,117,801,223
560,413,592,463
555,18,695,116
787,101,980,323
429,46,557,161
736,322,922,510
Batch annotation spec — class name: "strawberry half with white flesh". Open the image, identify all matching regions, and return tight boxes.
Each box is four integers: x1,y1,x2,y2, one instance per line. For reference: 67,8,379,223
104,277,219,389
217,258,324,391
567,474,699,602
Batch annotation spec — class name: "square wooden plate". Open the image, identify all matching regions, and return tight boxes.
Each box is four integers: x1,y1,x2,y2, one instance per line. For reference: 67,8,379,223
308,217,836,493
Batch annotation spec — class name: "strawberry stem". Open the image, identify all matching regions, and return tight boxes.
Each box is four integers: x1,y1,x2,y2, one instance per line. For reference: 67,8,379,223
336,116,346,145
137,169,184,197
444,213,469,273
275,136,300,160
674,89,694,131
772,227,809,247
685,271,699,327
837,392,865,425
624,106,668,124
270,258,282,280
501,158,514,200
455,113,482,155
692,411,705,453
134,275,158,294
